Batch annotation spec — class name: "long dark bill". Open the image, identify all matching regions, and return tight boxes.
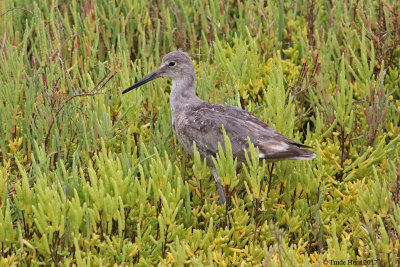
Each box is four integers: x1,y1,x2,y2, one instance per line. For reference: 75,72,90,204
122,69,161,94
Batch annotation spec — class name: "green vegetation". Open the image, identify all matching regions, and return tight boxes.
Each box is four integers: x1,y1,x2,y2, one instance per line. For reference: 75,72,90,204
1,0,400,265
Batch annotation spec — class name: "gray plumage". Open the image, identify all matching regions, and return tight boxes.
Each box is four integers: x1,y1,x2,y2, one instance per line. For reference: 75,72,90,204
123,50,316,204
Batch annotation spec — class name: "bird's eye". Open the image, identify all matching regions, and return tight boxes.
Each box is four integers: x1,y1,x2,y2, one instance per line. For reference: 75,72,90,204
169,61,176,67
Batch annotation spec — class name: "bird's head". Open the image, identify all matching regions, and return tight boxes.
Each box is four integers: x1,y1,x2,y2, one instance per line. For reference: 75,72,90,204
122,50,195,94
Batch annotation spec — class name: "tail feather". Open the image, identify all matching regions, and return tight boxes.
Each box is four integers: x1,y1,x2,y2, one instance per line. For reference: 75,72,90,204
257,140,316,161
285,148,316,160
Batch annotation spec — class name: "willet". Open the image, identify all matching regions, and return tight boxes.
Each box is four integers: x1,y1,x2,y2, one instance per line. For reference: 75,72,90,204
123,50,316,205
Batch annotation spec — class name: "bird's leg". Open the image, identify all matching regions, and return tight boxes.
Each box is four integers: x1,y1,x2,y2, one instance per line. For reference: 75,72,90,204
267,163,275,196
210,168,226,205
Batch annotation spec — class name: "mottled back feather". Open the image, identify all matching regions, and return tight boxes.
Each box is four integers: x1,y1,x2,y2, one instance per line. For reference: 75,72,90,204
174,101,315,166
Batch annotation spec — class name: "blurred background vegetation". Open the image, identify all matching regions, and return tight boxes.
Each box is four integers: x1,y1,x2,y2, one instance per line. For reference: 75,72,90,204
0,0,400,265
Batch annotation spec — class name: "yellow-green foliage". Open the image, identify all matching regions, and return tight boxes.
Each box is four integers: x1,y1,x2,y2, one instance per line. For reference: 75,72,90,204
1,0,400,265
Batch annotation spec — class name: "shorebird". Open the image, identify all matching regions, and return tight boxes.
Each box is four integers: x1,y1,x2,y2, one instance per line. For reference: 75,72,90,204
123,50,316,205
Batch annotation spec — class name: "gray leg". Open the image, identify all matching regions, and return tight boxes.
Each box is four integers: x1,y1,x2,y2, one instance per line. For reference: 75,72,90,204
210,168,226,205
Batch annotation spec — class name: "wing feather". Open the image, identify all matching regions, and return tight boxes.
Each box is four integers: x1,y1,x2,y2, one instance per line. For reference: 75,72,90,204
177,102,315,164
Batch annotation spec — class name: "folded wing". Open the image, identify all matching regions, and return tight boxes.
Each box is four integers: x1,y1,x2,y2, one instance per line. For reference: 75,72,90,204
180,102,315,163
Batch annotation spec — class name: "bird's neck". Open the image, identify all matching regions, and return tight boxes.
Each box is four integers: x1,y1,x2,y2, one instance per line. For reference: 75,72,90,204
171,75,197,99
170,75,200,120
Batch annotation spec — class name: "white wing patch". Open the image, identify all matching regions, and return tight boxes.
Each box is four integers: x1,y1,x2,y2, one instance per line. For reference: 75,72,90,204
268,142,289,152
258,142,289,158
